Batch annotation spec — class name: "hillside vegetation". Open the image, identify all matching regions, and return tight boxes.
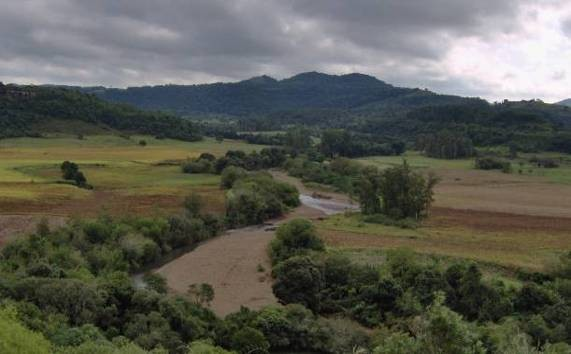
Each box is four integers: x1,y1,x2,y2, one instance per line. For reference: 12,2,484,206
75,72,571,153
0,82,202,141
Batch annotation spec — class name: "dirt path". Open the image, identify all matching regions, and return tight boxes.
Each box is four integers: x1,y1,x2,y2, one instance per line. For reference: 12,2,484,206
156,172,348,317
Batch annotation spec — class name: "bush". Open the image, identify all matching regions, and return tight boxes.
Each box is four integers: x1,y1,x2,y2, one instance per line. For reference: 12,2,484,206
231,327,270,354
270,219,324,264
182,159,213,174
475,157,512,173
220,166,247,189
272,256,323,312
184,193,203,217
362,214,418,229
225,173,299,227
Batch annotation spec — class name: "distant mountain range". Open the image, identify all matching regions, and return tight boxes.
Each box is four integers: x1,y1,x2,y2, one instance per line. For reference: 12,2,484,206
77,72,472,117
558,99,571,107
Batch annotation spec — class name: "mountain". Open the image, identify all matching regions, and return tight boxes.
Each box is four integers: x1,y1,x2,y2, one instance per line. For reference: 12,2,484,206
0,82,201,140
558,99,571,107
80,72,470,116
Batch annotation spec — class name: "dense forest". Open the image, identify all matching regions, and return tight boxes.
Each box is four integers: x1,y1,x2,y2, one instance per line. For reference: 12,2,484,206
0,83,202,141
77,72,469,116
70,73,571,154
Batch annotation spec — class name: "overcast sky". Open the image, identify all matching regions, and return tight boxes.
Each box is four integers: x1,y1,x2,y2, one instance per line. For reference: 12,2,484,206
1,0,570,102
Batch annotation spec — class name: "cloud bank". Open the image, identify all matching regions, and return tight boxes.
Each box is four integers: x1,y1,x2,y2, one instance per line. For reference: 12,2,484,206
0,0,569,101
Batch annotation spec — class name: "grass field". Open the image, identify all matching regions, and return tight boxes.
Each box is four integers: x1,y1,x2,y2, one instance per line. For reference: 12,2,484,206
358,150,571,184
316,209,571,271
0,134,264,217
310,151,571,272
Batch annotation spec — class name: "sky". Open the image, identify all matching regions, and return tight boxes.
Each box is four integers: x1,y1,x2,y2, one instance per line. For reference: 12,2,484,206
0,0,570,102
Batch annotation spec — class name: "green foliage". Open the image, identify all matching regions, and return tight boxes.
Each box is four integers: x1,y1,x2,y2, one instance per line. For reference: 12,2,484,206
61,161,92,189
230,327,270,354
225,172,299,227
184,193,203,218
0,85,202,140
220,166,247,189
269,219,324,264
416,132,475,159
187,340,233,354
321,129,405,158
475,157,512,173
359,161,438,219
182,148,287,176
142,273,168,294
0,306,52,354
272,256,324,311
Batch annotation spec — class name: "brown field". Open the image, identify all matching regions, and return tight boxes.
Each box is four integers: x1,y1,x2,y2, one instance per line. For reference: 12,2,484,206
433,168,571,218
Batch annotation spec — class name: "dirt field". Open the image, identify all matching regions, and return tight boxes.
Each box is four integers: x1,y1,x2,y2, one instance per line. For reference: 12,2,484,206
433,168,571,218
317,206,571,271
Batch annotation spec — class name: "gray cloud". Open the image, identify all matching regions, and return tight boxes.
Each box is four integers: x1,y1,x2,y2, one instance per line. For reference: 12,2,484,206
563,17,571,37
0,0,561,99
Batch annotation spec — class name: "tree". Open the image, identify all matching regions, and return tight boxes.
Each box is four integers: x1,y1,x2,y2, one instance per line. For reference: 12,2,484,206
231,327,270,354
269,219,324,264
184,193,203,217
360,161,438,220
272,256,323,311
285,126,312,152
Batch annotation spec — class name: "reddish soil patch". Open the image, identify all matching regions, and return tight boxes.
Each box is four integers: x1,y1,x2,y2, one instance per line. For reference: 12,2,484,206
428,207,571,234
0,215,66,246
0,188,225,218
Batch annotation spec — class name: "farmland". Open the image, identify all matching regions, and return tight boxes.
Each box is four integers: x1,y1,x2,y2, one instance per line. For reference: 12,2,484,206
306,151,571,272
0,134,265,242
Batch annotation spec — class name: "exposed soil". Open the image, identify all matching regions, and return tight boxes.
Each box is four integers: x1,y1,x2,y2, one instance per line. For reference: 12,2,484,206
0,187,224,218
427,207,571,234
433,168,571,218
0,214,66,246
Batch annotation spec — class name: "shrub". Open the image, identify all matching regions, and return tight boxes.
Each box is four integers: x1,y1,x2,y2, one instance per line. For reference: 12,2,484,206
475,157,512,172
184,193,203,217
272,256,323,312
220,166,247,189
231,327,270,354
269,219,324,264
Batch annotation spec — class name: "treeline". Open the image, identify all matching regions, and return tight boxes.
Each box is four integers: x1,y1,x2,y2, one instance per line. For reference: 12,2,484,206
321,129,406,158
269,218,571,353
0,85,202,141
416,132,475,159
182,148,288,174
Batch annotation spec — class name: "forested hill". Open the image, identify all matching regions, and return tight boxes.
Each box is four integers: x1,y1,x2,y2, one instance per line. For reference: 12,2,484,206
0,83,202,140
78,72,471,116
558,99,571,107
